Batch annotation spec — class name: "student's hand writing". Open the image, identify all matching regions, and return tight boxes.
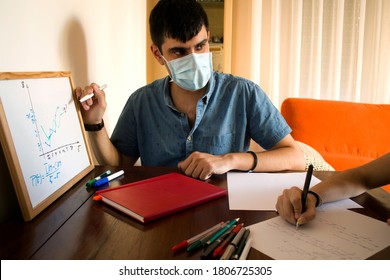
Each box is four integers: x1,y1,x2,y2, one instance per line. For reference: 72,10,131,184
178,151,232,180
275,186,317,225
75,83,107,125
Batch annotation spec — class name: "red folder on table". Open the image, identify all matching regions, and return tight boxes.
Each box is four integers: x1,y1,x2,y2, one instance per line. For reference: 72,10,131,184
93,172,227,223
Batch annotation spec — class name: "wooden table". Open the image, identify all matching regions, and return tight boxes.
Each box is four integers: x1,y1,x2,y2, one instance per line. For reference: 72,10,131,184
1,166,389,260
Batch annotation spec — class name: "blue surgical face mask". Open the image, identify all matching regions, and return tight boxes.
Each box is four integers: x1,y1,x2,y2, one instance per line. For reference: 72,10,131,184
162,52,213,91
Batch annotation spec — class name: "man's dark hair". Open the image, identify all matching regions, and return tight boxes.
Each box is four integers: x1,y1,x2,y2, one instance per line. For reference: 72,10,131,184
149,0,209,52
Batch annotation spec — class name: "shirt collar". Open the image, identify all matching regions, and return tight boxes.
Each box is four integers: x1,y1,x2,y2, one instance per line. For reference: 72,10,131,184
163,72,215,107
203,71,215,104
163,76,175,108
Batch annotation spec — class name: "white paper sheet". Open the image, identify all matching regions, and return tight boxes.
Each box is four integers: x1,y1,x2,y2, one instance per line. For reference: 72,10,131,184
247,210,390,259
227,172,362,210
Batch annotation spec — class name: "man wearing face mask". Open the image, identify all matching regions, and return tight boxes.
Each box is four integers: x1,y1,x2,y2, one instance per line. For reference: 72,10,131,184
76,0,305,180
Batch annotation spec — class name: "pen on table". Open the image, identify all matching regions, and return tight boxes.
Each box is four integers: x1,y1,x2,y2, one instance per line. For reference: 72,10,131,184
238,238,252,260
206,218,240,246
296,164,314,229
186,221,228,252
212,223,244,258
92,169,124,187
220,227,246,260
86,170,112,188
171,221,225,252
79,84,107,103
201,228,232,259
231,228,250,260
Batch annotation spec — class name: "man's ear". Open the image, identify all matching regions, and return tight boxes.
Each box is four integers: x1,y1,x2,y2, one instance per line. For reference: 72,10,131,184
150,44,165,65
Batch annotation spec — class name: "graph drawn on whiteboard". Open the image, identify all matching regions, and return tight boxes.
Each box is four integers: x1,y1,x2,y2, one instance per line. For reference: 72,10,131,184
0,72,93,220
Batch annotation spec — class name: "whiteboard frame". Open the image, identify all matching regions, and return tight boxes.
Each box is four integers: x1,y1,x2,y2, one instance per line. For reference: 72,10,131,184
0,72,94,221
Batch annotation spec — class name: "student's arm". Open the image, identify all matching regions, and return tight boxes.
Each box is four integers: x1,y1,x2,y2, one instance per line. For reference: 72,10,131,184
178,134,305,180
276,152,390,225
311,152,390,203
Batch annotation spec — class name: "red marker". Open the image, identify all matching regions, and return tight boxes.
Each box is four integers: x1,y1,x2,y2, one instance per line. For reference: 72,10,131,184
171,221,225,252
212,223,244,258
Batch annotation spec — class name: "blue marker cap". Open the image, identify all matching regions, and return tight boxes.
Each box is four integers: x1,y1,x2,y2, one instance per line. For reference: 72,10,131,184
92,170,124,188
93,177,109,187
86,170,112,187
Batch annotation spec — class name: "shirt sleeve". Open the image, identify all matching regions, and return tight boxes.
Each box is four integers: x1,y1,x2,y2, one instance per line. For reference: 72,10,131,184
247,84,292,150
110,94,140,159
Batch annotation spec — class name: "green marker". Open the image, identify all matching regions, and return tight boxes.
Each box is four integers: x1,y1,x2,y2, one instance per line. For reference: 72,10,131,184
206,218,239,245
86,170,112,188
186,222,228,252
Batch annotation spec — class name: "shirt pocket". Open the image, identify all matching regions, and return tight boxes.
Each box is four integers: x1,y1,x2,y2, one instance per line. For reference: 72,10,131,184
198,132,240,155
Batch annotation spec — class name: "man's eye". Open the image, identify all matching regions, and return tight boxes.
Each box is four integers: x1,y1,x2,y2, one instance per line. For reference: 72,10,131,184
172,50,186,56
196,44,205,51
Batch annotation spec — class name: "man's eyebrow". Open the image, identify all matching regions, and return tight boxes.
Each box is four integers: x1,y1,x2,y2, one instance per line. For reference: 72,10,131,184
168,47,188,53
196,39,208,46
168,39,209,53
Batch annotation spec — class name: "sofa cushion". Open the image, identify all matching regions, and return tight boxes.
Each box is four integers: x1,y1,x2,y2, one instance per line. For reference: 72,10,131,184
296,141,334,171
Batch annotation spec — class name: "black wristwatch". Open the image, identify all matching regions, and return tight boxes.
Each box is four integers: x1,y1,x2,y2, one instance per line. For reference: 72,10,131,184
84,119,104,131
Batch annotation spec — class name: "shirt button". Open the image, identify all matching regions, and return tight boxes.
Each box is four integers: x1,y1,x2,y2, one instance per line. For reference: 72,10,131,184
181,113,185,117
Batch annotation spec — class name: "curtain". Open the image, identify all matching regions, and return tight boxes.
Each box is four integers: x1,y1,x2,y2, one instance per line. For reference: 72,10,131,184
237,0,390,107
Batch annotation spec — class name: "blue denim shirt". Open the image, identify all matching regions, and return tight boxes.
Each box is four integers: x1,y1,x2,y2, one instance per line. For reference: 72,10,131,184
111,72,291,167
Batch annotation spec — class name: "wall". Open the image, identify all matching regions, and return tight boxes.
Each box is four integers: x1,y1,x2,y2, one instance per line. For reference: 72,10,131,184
0,0,147,222
230,0,253,78
146,0,167,83
0,0,146,135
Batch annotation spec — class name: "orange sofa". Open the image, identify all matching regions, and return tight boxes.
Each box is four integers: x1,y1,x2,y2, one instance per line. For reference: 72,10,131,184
281,98,390,191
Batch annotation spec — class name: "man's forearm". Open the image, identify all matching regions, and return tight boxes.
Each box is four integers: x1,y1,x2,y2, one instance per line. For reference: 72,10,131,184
252,147,305,172
87,127,121,166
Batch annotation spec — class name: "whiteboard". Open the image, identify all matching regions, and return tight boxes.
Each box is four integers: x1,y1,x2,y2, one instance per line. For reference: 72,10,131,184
0,72,94,221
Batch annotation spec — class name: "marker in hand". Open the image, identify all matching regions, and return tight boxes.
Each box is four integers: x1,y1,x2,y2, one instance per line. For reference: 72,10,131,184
79,84,107,103
93,170,124,187
296,164,314,229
